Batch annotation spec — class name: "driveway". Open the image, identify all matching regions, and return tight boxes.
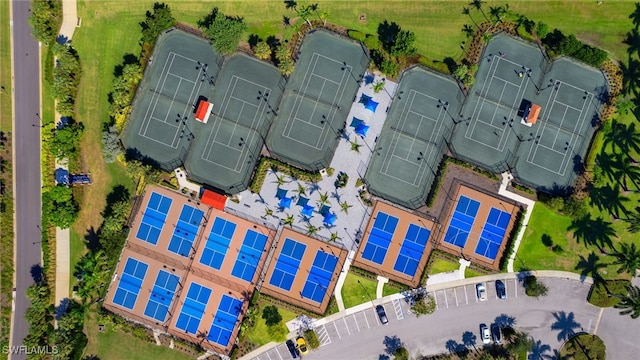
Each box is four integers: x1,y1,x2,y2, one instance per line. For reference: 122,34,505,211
255,277,633,360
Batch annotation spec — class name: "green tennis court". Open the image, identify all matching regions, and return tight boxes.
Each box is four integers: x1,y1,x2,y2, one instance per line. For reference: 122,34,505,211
449,34,606,190
365,67,461,209
266,30,369,171
123,29,223,168
186,54,285,193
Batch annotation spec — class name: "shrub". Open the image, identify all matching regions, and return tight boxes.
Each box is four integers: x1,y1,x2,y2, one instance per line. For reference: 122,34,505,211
588,279,631,307
560,334,605,360
304,330,320,349
364,34,380,50
524,275,548,297
411,294,436,317
261,305,282,326
543,29,607,67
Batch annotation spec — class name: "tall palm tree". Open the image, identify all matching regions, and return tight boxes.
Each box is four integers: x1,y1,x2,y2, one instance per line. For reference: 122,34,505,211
488,5,507,24
273,174,288,186
339,201,352,214
282,15,291,27
329,232,341,242
306,224,319,236
631,2,640,29
318,191,330,206
627,206,640,233
284,0,297,10
469,0,489,22
461,7,479,28
319,10,330,26
461,24,475,38
283,213,295,227
611,242,640,275
295,182,307,196
550,311,582,342
614,285,640,319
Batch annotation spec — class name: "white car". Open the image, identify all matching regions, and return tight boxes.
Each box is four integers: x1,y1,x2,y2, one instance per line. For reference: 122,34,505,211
476,283,487,301
480,324,491,344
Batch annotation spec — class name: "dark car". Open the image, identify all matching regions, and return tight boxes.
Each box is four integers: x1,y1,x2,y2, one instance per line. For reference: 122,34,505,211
376,305,389,325
495,280,507,299
285,339,298,358
491,324,503,344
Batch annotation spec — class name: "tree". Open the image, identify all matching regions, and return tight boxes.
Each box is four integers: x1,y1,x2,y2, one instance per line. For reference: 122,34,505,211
49,122,84,160
52,301,87,360
75,250,109,303
524,275,548,297
283,214,295,227
627,206,640,233
306,224,319,236
589,183,629,219
339,201,352,214
614,285,640,319
612,242,640,275
329,232,340,242
140,2,176,44
462,24,475,38
44,185,79,229
24,282,53,352
535,22,550,39
489,5,508,24
262,305,282,326
102,125,122,163
372,80,386,94
390,30,417,57
551,311,582,341
28,0,61,44
350,140,361,153
199,8,247,54
393,346,409,360
254,41,272,60
318,191,329,206
319,10,330,26
469,0,489,22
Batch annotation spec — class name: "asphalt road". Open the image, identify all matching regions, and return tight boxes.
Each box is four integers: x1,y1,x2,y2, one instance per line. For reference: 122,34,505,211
281,278,633,360
10,1,43,359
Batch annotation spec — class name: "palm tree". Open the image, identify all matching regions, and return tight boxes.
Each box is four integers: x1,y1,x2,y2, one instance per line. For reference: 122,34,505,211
469,0,489,22
318,191,329,206
461,7,479,28
614,285,640,319
611,242,640,275
319,10,330,26
284,0,297,10
462,24,475,38
574,252,607,285
550,311,581,342
489,5,507,24
350,140,361,153
283,213,295,227
339,201,352,214
306,224,319,236
282,15,291,27
627,206,640,233
295,182,307,196
273,174,287,186
329,232,341,242
482,32,492,44
594,151,618,183
263,207,274,219
568,214,616,252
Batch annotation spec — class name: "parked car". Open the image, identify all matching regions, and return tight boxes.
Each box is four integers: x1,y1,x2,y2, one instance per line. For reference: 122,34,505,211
476,283,487,301
480,323,491,344
286,339,298,358
296,336,309,355
376,305,389,325
495,280,507,299
491,324,503,344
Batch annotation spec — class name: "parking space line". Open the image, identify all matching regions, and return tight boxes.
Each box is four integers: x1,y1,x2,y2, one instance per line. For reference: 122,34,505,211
265,351,272,360
363,310,370,328
317,325,331,346
275,347,283,360
464,286,469,304
434,292,439,309
343,318,351,335
333,322,341,339
443,290,449,308
474,285,478,303
392,299,404,320
454,288,459,306
352,314,360,332
514,278,518,298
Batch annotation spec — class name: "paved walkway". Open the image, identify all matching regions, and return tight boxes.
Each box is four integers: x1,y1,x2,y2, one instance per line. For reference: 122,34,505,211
54,0,77,322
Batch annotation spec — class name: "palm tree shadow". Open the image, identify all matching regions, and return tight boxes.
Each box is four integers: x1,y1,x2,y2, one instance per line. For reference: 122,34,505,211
528,339,553,360
575,252,607,285
493,313,517,328
567,215,616,252
383,335,403,355
589,183,629,219
550,311,582,342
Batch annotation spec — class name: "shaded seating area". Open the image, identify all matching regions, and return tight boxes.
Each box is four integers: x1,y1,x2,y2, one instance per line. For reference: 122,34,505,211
350,117,364,128
364,98,379,113
279,196,292,209
296,196,309,207
359,93,372,105
275,188,288,200
355,123,370,137
301,204,315,218
319,205,331,216
323,212,337,226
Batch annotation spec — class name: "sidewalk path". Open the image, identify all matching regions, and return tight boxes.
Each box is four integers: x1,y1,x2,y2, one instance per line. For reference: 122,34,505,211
54,0,78,321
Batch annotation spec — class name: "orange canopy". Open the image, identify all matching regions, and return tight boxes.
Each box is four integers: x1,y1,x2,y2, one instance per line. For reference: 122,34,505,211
201,189,226,210
528,104,541,125
195,100,213,124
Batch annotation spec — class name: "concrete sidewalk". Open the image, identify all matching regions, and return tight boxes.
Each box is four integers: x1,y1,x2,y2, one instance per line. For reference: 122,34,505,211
54,0,78,322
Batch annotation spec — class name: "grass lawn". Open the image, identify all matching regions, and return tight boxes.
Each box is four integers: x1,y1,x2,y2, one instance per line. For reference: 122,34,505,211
464,268,483,278
245,305,297,346
83,308,193,360
429,258,460,274
0,0,11,132
341,273,377,308
382,284,401,297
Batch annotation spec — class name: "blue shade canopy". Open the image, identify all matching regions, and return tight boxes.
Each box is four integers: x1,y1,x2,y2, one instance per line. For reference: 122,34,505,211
301,204,314,217
323,212,337,225
296,196,309,207
279,196,292,209
275,188,288,199
55,168,70,185
319,205,331,216
365,99,379,112
350,117,363,128
359,93,372,105
355,123,370,137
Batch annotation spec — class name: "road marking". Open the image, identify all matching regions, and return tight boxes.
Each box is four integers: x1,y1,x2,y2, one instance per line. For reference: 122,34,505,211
343,317,351,335
464,286,469,304
275,347,283,360
443,290,449,308
333,322,341,339
265,351,272,360
514,278,518,298
353,314,360,332
393,298,404,319
593,308,605,334
317,325,331,346
363,310,370,328
454,288,459,306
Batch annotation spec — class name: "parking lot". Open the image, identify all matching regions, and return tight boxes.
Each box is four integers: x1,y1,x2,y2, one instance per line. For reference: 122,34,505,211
431,278,522,310
252,299,406,360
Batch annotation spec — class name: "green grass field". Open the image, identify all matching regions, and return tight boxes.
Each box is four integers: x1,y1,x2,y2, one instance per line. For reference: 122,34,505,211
429,258,460,274
341,273,377,309
246,305,297,346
